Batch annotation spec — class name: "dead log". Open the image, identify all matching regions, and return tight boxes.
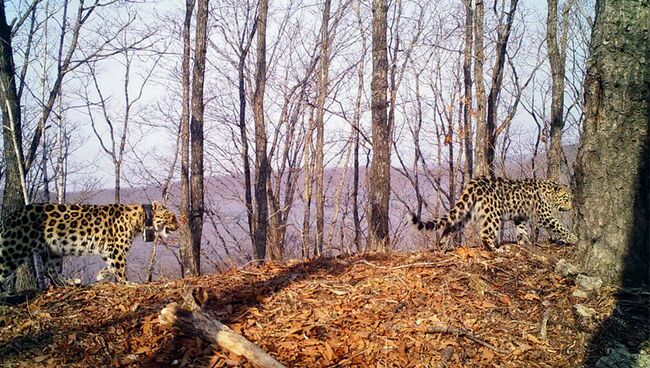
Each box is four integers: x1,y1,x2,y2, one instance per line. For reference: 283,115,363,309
158,287,285,368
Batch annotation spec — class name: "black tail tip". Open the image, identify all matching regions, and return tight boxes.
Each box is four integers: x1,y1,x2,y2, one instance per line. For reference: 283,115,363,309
409,212,419,224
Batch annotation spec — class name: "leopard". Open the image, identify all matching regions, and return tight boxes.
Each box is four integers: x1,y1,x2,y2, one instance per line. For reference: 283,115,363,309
0,201,179,287
409,176,578,250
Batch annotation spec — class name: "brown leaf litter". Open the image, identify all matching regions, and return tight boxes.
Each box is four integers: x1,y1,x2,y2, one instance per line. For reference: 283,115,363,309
0,245,639,367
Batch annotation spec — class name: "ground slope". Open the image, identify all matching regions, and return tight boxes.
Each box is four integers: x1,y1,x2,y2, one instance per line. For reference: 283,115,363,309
0,246,638,367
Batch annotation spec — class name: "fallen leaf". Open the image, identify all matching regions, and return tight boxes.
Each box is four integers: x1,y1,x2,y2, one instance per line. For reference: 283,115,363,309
500,295,512,306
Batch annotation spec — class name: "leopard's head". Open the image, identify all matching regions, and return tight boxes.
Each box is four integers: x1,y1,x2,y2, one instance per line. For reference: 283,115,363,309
152,201,180,237
549,183,573,212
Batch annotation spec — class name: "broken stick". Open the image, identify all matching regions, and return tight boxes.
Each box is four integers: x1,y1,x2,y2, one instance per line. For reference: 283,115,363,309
425,324,508,354
159,288,285,368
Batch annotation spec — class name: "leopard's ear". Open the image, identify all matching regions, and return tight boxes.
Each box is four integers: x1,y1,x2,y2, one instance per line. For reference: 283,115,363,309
152,201,163,211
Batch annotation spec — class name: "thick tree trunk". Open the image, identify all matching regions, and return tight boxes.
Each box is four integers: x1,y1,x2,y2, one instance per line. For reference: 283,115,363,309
0,2,35,292
252,0,269,262
179,0,195,278
314,0,331,257
574,0,648,285
367,0,390,252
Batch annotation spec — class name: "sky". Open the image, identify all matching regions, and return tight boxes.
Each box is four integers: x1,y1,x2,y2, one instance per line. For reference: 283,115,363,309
4,0,591,193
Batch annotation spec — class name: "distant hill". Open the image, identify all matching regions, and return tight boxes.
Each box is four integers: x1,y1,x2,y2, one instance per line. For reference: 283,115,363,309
14,145,578,283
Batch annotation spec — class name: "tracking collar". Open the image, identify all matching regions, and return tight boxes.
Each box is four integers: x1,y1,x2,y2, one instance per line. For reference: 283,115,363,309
142,204,155,242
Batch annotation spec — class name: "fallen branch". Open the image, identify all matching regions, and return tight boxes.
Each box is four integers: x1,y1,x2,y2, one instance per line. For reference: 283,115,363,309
425,324,508,354
359,260,454,270
159,288,285,368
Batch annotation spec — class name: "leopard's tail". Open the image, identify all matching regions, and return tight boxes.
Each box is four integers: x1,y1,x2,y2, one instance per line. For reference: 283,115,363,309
408,212,442,231
409,182,478,232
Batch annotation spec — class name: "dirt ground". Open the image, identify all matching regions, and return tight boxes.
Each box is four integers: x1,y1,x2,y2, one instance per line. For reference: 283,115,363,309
0,244,646,367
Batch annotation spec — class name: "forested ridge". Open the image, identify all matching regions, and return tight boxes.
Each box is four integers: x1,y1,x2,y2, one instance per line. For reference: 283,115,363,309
1,0,648,366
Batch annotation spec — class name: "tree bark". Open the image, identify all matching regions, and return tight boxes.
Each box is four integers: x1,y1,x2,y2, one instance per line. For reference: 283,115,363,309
473,0,488,177
462,0,474,183
159,289,285,368
485,0,519,176
188,0,209,276
367,0,390,252
352,2,367,253
237,16,257,246
0,1,35,292
574,0,649,285
545,0,572,181
314,0,331,257
179,0,196,278
252,0,269,262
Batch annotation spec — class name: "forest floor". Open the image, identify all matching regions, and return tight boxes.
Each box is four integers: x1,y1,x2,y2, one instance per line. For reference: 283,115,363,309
0,244,648,368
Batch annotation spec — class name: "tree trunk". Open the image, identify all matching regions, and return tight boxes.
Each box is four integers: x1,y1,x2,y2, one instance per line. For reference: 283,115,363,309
238,47,254,246
252,0,269,262
188,0,209,276
302,110,315,259
462,0,473,183
367,0,390,252
55,101,65,204
352,2,367,253
472,0,488,177
485,0,519,176
545,0,571,181
314,0,331,257
574,0,648,285
179,0,195,278
114,164,121,203
0,2,35,292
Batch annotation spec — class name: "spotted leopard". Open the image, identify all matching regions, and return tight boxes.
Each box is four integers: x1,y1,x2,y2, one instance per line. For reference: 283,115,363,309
0,201,179,286
409,176,578,250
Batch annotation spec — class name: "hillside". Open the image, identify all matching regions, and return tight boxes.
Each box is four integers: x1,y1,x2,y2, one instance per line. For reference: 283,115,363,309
0,246,644,367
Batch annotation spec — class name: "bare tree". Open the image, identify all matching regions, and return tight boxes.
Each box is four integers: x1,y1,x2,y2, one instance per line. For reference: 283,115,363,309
85,44,160,203
351,1,368,252
545,0,574,181
252,0,269,262
314,0,332,257
210,0,258,244
484,0,520,176
473,0,488,176
367,0,390,252
190,0,209,276
179,0,209,277
179,0,196,277
461,0,473,182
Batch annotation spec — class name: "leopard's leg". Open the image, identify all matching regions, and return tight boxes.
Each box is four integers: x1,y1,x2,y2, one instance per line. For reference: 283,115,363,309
439,221,461,249
513,216,530,245
439,205,473,249
0,240,34,289
43,253,72,287
480,211,501,251
538,211,578,245
100,246,128,283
